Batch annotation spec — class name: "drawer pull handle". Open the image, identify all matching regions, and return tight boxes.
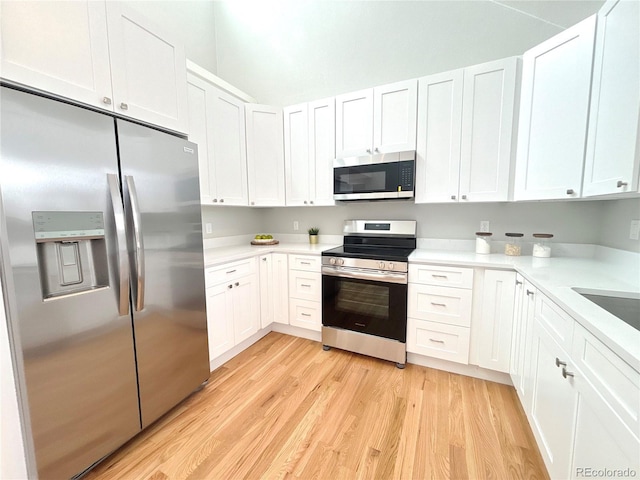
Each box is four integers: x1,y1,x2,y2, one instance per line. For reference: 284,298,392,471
300,261,311,265
301,284,311,287
562,367,574,379
429,338,445,343
526,290,535,296
226,269,237,274
235,282,239,287
355,322,366,327
301,313,311,317
432,275,448,279
616,180,628,188
430,302,447,307
555,357,567,368
515,280,522,286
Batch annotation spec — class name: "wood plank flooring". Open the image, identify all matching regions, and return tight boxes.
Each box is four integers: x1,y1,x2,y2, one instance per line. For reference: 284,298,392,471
84,332,549,480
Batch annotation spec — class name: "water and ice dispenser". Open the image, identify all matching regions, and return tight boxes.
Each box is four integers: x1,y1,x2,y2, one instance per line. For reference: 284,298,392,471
33,211,110,300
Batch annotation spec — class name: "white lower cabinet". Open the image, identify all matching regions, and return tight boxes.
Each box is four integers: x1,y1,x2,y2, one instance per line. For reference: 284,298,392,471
509,278,537,411
259,253,289,327
205,258,259,363
523,291,640,480
407,264,473,364
473,269,516,373
288,254,321,332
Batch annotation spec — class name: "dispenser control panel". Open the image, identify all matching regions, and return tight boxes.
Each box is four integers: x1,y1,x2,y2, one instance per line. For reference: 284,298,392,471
32,211,105,241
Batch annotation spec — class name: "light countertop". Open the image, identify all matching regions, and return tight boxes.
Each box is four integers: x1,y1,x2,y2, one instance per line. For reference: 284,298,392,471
203,242,639,369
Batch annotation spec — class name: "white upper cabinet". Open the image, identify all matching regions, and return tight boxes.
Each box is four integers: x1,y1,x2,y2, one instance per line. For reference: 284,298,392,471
583,0,640,197
416,57,519,204
246,104,285,206
284,98,336,206
336,79,417,157
105,2,189,133
459,57,519,202
284,104,310,206
187,69,249,206
373,79,418,154
309,98,336,206
1,1,189,134
515,16,597,200
0,1,113,111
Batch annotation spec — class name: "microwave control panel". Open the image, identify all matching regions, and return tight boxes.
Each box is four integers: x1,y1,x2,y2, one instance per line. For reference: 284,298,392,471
398,161,414,191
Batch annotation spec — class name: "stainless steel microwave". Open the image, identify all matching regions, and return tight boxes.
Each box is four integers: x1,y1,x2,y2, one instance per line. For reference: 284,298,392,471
333,150,415,201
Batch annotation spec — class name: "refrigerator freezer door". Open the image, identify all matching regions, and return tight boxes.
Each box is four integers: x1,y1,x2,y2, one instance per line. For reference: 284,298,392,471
0,87,141,479
116,119,209,428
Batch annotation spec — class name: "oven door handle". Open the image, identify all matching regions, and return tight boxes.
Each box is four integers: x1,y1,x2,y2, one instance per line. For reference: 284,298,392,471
322,266,407,285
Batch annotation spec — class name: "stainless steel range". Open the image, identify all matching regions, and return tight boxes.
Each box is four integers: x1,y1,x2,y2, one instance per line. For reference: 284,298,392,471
321,220,416,368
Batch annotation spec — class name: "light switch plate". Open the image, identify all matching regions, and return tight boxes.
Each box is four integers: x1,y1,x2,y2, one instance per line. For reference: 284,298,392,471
480,221,490,232
630,220,640,240
293,221,299,231
205,223,212,234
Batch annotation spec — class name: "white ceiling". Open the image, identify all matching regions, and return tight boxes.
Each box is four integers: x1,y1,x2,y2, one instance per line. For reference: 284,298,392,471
491,0,605,28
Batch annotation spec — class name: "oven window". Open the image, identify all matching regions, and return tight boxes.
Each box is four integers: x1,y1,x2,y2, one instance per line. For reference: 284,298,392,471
337,171,386,193
336,282,389,318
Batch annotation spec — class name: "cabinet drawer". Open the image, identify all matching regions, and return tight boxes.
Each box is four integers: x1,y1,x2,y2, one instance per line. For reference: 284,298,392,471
407,318,470,364
289,254,321,272
289,298,321,332
409,264,473,289
408,284,473,327
572,323,640,436
535,293,575,350
206,257,256,286
289,270,321,301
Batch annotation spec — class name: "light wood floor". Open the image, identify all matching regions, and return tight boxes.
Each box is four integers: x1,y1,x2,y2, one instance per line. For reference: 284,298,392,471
84,332,549,480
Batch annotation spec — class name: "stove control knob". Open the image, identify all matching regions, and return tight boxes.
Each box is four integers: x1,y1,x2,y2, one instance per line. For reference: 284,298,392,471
329,257,337,265
389,262,394,270
378,261,385,269
338,258,345,266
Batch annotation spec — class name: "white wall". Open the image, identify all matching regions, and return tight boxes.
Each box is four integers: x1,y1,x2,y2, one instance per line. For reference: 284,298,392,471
212,0,599,105
598,198,640,252
201,206,268,239
127,1,218,73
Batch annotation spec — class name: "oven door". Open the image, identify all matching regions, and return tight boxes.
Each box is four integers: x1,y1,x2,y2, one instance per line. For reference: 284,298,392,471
322,270,407,342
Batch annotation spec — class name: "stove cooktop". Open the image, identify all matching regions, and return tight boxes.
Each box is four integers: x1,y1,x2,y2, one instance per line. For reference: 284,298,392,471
322,245,415,262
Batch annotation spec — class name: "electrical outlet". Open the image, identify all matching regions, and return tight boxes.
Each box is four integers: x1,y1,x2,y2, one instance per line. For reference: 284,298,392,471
480,221,490,233
293,221,299,231
205,223,212,234
630,220,640,240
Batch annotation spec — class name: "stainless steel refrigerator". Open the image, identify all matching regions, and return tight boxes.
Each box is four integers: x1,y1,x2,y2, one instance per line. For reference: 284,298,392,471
0,86,209,479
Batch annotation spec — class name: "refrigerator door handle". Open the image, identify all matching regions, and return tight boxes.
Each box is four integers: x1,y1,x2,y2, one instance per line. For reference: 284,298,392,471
125,175,145,311
107,173,130,316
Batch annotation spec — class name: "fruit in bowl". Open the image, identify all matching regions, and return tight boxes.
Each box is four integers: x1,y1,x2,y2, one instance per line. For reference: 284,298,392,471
252,234,274,244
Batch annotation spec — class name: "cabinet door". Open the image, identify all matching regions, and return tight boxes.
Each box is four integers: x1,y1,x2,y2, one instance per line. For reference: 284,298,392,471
511,278,537,409
529,318,578,480
460,57,519,202
210,87,249,206
284,104,310,206
519,283,537,413
259,255,273,329
0,1,113,111
309,98,336,206
232,274,260,345
335,89,373,157
246,104,285,206
415,70,464,203
105,2,189,133
583,0,640,197
509,274,525,383
272,254,289,325
206,283,234,361
186,74,213,204
474,270,516,373
515,16,596,200
373,79,418,153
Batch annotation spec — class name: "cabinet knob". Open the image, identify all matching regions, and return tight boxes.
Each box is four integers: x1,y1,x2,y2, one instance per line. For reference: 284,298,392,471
617,180,628,188
220,199,224,203
555,357,567,367
526,290,535,296
562,367,574,379
120,102,129,111
262,257,267,261
450,195,456,200
102,97,112,105
366,148,372,154
374,147,379,153
461,194,467,200
304,201,308,205
515,280,522,286
566,189,575,195
251,201,255,205
228,284,233,289
213,199,218,203
235,282,239,287
310,200,314,205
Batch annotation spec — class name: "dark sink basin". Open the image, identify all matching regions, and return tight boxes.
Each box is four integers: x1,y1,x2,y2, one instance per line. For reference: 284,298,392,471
572,288,640,332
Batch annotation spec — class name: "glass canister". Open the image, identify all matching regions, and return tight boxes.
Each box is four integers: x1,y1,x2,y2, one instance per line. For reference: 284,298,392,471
504,232,523,256
532,233,553,258
475,232,492,254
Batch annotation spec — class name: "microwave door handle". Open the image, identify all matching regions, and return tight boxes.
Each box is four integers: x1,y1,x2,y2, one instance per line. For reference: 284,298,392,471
107,174,130,316
125,175,145,311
